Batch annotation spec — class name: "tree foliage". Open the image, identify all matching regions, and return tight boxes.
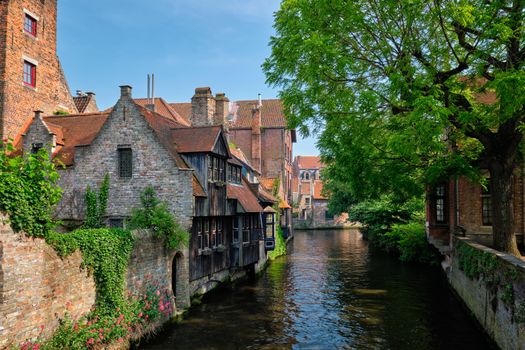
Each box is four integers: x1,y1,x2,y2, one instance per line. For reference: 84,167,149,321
264,0,525,255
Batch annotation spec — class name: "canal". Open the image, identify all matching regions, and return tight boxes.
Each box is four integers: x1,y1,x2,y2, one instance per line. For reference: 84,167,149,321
140,229,496,350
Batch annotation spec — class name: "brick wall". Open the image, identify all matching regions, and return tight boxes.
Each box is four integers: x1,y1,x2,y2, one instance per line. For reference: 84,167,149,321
0,213,97,349
0,0,77,139
0,215,191,348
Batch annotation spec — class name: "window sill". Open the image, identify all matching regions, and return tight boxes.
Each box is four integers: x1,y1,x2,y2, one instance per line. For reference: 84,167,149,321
23,83,37,91
23,31,38,40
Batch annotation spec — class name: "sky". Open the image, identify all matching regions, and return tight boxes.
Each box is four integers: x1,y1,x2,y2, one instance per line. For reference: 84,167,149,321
57,0,319,157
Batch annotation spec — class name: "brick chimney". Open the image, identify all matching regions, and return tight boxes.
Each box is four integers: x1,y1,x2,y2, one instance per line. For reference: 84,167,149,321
251,104,262,173
214,93,229,128
120,85,132,98
191,87,215,127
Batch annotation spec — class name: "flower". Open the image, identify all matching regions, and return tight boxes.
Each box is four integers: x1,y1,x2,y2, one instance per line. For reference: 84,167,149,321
86,338,95,345
118,338,124,343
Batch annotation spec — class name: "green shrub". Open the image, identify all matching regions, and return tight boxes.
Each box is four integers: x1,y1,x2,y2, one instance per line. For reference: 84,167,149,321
82,173,109,229
0,140,62,237
385,222,440,264
128,187,189,250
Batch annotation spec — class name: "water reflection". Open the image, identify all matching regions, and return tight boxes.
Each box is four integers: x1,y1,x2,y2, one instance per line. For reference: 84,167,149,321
139,230,495,350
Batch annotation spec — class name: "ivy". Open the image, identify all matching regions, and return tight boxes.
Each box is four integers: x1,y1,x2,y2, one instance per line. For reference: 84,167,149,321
82,173,109,229
128,186,189,250
0,141,62,237
268,178,287,260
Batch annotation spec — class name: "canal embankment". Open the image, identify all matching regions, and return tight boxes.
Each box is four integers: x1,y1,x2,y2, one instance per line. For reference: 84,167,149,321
446,236,525,350
138,229,495,350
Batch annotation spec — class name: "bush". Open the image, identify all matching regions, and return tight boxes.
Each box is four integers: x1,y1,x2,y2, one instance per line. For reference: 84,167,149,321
128,187,189,250
349,196,439,264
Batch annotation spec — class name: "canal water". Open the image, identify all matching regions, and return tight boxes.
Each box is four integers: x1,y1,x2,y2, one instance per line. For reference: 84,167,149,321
140,229,496,350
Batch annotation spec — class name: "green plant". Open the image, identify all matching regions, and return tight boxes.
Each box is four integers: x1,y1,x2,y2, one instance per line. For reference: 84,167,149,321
46,228,134,313
128,187,189,250
82,173,109,229
0,140,62,237
385,222,440,264
53,110,69,116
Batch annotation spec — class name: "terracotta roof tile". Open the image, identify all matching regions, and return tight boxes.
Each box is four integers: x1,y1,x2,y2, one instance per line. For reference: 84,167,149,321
258,185,278,203
135,98,191,126
42,112,110,166
172,126,222,153
300,181,312,195
259,177,276,192
227,178,263,213
73,94,98,113
296,156,323,169
170,102,192,121
228,99,286,128
193,176,206,197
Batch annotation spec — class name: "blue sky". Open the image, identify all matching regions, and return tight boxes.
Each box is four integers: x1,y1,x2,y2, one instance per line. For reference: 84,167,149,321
57,0,319,156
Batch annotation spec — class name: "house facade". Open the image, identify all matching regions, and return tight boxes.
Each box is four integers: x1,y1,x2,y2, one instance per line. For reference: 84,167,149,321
0,0,80,140
171,89,296,238
292,156,348,229
22,85,276,300
426,173,525,252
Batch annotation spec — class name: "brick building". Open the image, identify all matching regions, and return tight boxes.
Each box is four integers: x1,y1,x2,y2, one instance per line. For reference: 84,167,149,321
171,89,296,238
22,85,276,297
0,0,79,140
292,156,347,228
427,174,525,252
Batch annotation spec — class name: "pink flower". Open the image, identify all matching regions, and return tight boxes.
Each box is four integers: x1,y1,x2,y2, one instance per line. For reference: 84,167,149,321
138,312,143,318
73,323,78,331
118,338,124,343
86,338,95,345
39,325,44,330
159,305,165,311
156,290,160,296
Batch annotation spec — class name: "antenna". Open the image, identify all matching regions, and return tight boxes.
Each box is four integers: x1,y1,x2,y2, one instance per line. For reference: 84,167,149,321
147,74,151,104
151,74,155,105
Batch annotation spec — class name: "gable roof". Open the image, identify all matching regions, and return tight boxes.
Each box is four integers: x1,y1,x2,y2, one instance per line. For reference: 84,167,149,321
170,102,192,121
42,112,110,166
134,98,191,126
172,125,229,155
227,178,263,213
296,156,323,170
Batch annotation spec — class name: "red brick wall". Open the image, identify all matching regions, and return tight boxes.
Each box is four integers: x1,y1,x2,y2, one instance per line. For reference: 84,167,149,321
0,213,96,348
0,0,77,139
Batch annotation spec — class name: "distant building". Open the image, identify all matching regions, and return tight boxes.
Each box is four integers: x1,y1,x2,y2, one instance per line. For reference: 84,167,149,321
292,156,348,228
171,88,296,238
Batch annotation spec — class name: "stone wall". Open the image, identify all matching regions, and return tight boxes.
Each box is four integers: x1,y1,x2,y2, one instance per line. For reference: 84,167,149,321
0,213,96,349
448,237,525,350
127,230,190,310
0,0,77,139
0,215,191,349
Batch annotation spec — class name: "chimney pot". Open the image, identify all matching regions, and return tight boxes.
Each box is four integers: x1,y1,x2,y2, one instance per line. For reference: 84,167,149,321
120,85,133,98
86,92,95,97
34,110,44,119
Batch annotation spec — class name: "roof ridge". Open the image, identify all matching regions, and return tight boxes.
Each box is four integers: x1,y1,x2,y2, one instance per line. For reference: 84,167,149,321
44,112,110,119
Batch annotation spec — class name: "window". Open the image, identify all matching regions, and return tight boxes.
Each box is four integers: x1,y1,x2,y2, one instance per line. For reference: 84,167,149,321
196,219,203,250
435,184,446,224
304,172,310,180
305,197,311,206
233,217,240,243
242,216,250,243
23,61,36,87
204,219,210,248
208,155,226,182
482,179,492,226
31,142,43,154
217,218,223,246
118,147,132,178
109,218,124,228
210,218,216,247
227,165,232,182
24,13,37,37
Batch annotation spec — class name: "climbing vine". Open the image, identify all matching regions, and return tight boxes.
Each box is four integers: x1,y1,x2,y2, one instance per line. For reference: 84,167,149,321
268,177,287,260
82,173,109,229
128,186,189,250
456,239,525,323
0,140,62,237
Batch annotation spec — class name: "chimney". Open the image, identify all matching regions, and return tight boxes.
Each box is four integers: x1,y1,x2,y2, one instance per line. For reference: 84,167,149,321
191,87,215,127
214,93,230,135
120,85,132,98
34,110,44,120
251,104,262,173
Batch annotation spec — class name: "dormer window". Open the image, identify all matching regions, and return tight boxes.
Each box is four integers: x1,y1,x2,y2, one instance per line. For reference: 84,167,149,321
24,13,37,37
227,164,242,184
31,142,43,154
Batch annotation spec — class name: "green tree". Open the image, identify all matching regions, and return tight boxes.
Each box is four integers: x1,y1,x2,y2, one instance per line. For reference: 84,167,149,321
264,0,525,256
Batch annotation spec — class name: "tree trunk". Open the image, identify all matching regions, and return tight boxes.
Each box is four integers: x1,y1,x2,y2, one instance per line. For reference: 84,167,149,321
489,160,522,257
